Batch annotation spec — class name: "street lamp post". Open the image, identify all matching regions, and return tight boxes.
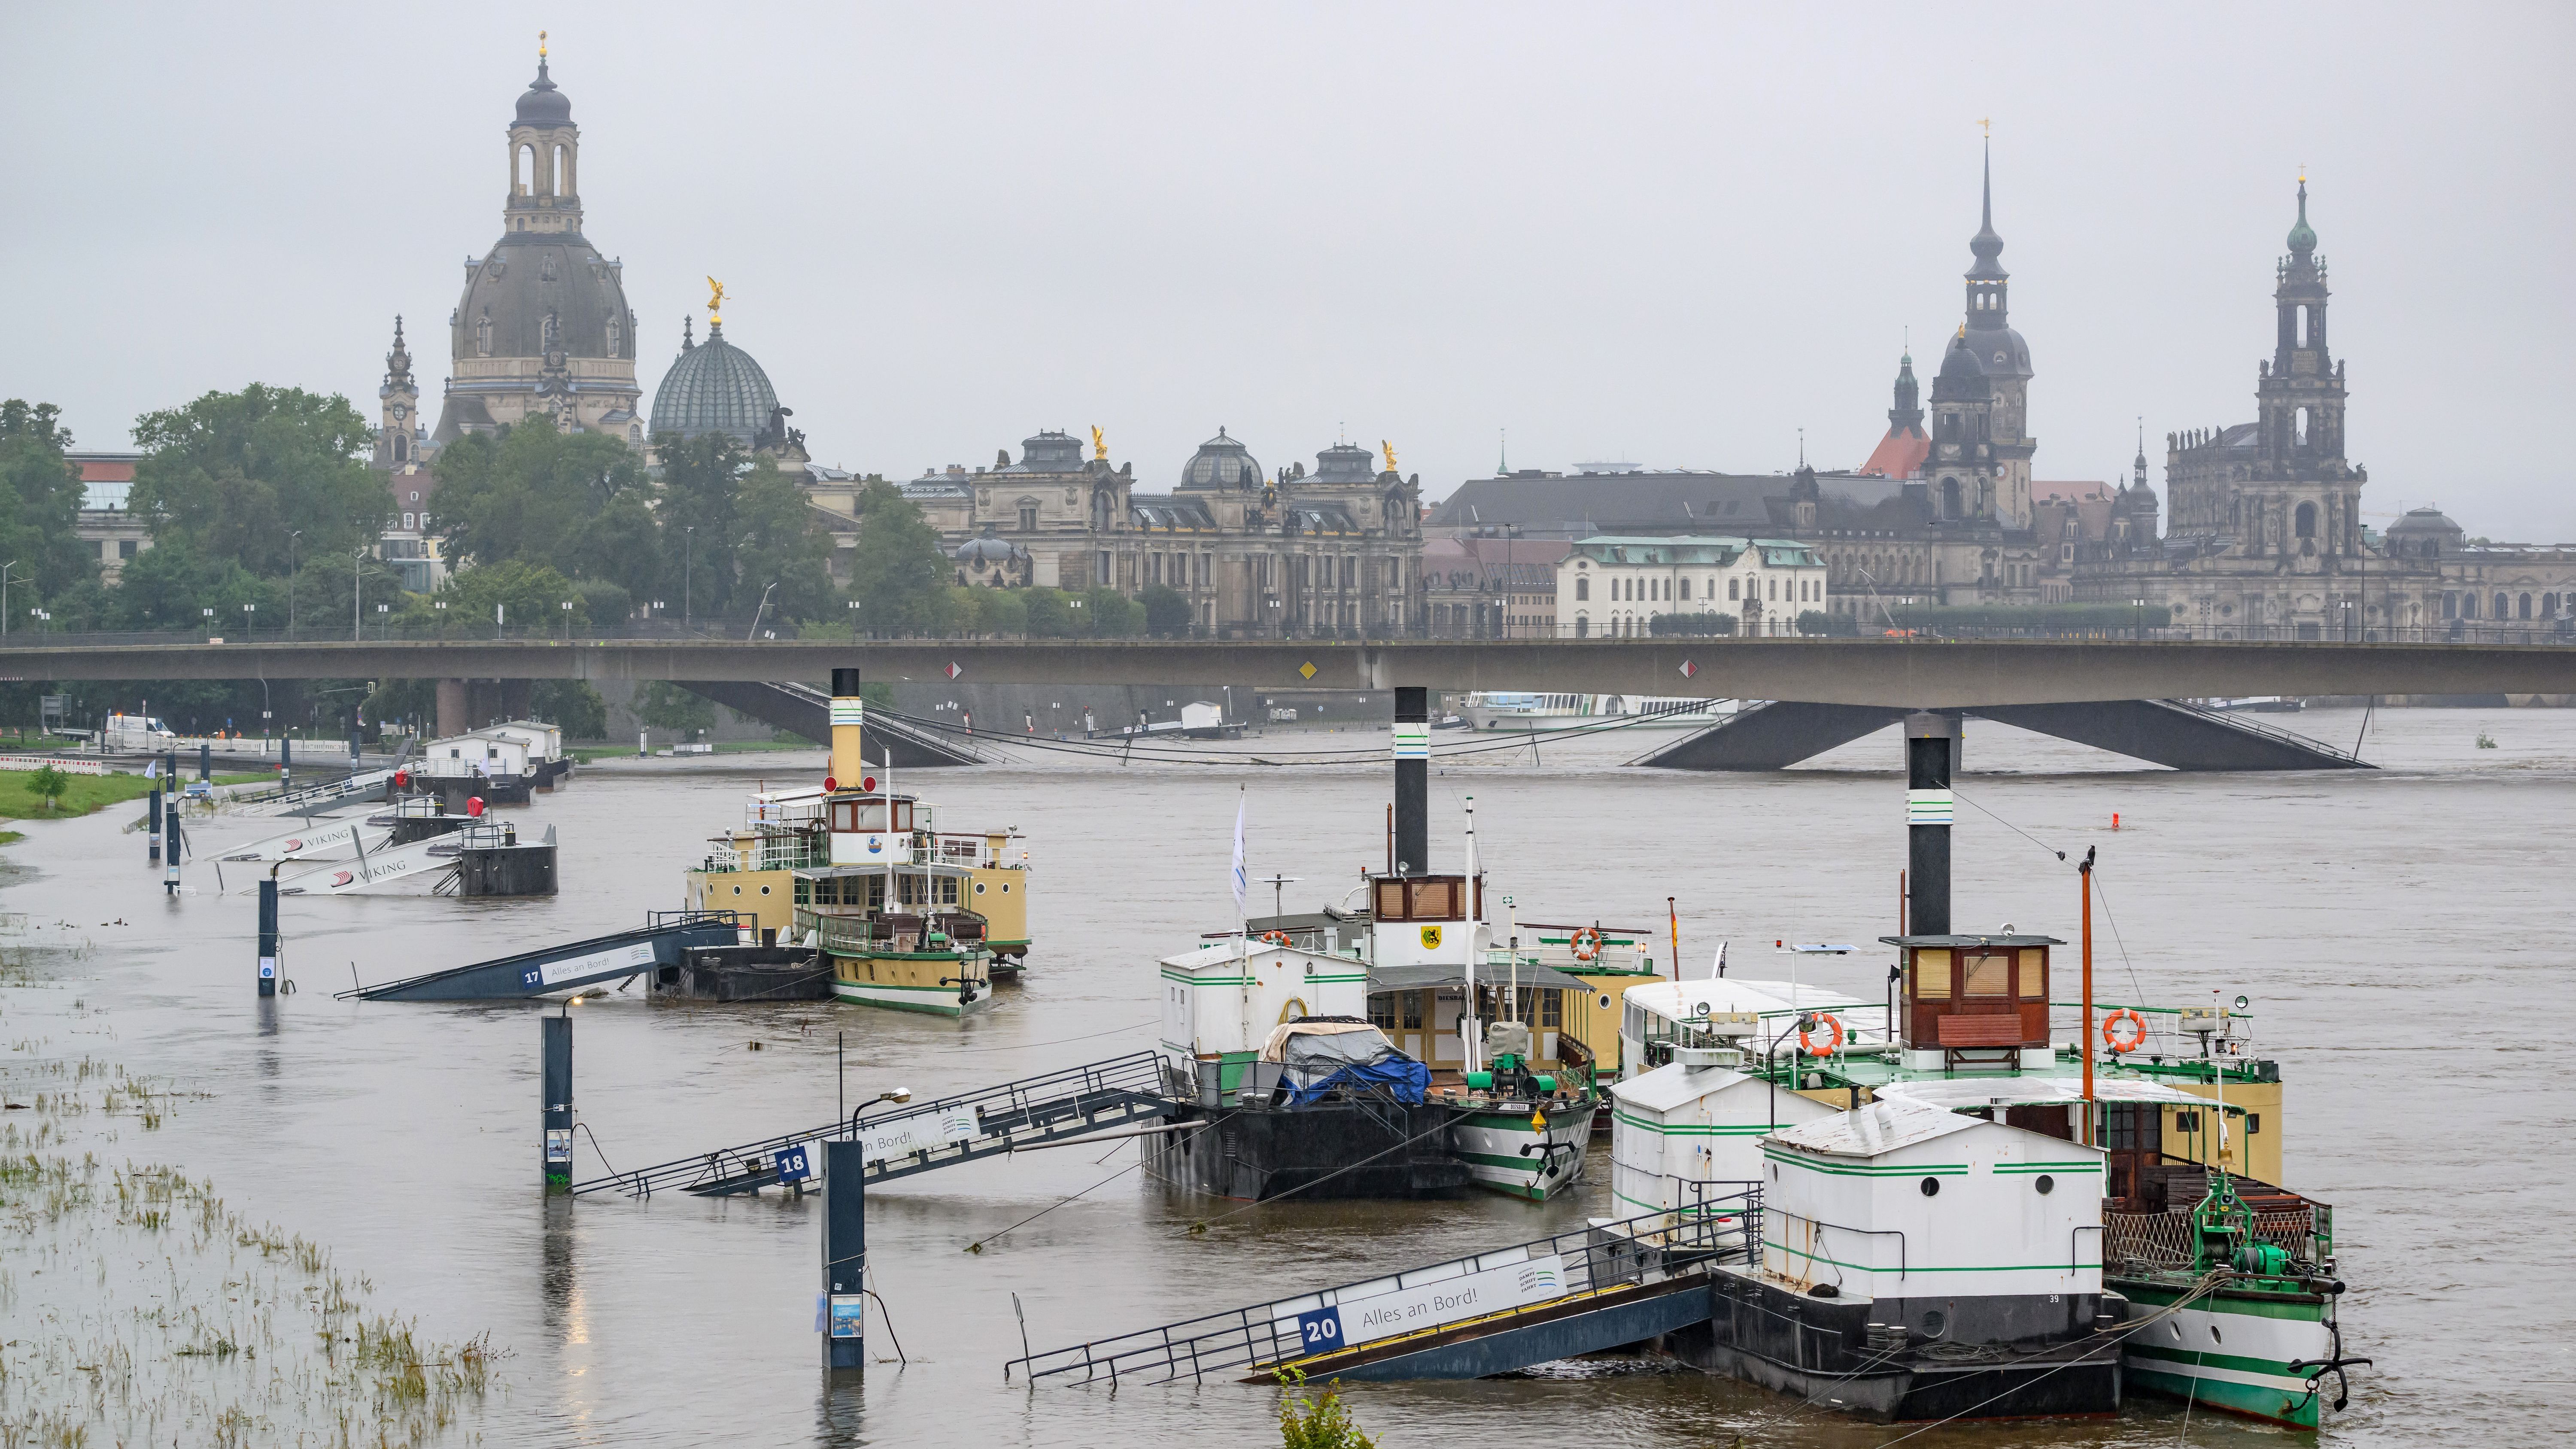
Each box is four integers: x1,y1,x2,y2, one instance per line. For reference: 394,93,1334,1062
561,599,574,642
2131,597,2148,642
286,531,302,636
0,560,20,637
242,601,255,643
683,526,695,630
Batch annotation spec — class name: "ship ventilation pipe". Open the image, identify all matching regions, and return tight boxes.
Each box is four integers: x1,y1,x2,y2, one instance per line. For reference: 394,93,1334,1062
1904,712,1958,936
829,667,866,789
1393,687,1429,874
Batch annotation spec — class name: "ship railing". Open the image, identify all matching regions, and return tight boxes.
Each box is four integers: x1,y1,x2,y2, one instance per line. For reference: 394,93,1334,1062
570,1049,1172,1198
1005,1188,1762,1386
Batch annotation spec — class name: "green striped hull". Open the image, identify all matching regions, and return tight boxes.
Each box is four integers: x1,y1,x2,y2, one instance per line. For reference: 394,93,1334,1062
2115,1280,2336,1430
1450,1104,1595,1201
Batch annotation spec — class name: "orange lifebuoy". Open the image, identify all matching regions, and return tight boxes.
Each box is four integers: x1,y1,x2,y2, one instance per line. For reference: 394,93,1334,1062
1568,927,1604,963
1258,930,1294,947
2103,1009,2148,1054
1797,1013,1845,1055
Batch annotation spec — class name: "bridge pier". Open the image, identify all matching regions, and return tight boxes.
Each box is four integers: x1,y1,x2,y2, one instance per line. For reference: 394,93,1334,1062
1631,698,2370,772
435,678,533,739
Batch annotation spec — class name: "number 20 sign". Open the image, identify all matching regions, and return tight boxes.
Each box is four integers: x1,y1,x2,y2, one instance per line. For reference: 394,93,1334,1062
1292,1307,1343,1352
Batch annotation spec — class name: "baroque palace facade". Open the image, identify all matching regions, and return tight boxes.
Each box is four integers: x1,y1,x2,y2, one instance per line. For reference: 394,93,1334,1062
902,428,1423,638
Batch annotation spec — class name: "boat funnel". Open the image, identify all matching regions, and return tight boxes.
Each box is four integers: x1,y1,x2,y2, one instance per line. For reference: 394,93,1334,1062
1393,687,1428,874
830,667,866,788
1904,712,1956,936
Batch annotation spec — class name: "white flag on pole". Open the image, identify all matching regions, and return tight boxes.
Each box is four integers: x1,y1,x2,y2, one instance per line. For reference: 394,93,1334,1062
1229,788,1248,917
145,759,161,779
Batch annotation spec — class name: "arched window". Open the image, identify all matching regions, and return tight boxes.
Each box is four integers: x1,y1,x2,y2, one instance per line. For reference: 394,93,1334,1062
392,434,407,462
1574,577,1589,602
1728,577,1738,601
553,144,571,195
1678,578,1691,601
2495,592,2511,621
2546,593,2561,618
2521,593,2534,620
2294,502,2316,539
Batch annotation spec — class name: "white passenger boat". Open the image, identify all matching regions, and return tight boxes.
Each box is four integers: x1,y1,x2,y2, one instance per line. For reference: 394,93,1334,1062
1456,692,1745,732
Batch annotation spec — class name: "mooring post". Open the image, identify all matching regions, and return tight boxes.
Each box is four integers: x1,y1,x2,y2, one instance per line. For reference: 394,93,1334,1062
822,1139,866,1369
257,871,279,996
164,811,180,895
279,735,292,792
543,1009,573,1191
149,778,163,866
198,741,211,782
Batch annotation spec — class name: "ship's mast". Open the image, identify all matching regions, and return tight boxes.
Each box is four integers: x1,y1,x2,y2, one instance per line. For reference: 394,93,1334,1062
1463,794,1481,1073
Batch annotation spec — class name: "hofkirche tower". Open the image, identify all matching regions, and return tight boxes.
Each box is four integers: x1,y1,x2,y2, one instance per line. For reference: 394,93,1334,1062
430,37,643,447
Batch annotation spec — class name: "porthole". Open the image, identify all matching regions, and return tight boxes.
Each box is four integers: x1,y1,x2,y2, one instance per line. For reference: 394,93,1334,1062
1920,1177,1941,1197
732,886,742,896
2169,1321,2184,1341
975,882,987,894
2210,1324,2224,1344
1597,993,1612,1010
1002,883,1012,893
2035,1175,2055,1195
1921,1310,1947,1338
760,885,771,896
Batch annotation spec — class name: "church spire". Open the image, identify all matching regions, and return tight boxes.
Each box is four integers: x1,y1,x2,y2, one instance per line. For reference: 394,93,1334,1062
1888,347,1923,436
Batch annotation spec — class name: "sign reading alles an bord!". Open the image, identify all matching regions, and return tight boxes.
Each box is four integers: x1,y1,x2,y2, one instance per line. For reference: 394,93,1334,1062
1282,1254,1567,1356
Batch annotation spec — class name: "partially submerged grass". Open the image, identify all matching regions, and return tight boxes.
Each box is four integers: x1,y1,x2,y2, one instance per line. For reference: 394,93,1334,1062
0,946,498,1445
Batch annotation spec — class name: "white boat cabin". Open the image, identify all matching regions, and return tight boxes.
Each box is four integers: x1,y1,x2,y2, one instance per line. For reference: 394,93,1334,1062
1611,1060,1834,1221
1159,939,1370,1096
1617,977,1889,1080
1758,1097,2106,1306
422,732,532,781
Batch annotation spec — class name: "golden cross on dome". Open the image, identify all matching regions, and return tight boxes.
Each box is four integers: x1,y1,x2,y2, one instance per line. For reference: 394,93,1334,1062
539,30,548,59
1978,117,1990,138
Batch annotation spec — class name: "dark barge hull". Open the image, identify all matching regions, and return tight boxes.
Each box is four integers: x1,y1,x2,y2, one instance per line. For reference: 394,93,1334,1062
1660,1272,2123,1421
1147,1101,1472,1201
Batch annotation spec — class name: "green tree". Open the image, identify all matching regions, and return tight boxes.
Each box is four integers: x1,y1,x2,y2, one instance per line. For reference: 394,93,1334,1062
104,536,278,632
1139,584,1192,638
970,586,1029,637
428,417,651,584
633,680,715,737
656,430,745,620
24,763,69,814
1275,1367,1376,1449
1024,588,1075,638
128,386,386,575
412,560,589,638
0,400,97,598
846,480,954,636
530,680,608,739
732,457,836,625
1082,586,1142,638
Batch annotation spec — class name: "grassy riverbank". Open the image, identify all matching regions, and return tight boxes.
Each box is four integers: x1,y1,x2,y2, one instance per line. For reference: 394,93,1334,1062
0,769,270,826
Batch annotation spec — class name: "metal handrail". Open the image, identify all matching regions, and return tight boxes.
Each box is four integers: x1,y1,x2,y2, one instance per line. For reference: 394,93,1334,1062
2155,697,2364,762
1008,1188,1762,1385
571,1050,1169,1198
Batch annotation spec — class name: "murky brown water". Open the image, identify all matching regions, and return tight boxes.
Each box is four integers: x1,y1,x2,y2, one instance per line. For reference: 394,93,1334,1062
4,704,2568,1446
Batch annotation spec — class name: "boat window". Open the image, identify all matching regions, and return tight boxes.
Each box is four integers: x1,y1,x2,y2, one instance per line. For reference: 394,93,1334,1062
1402,992,1425,1030
1962,951,2011,997
1538,990,1562,1028
1369,994,1396,1030
1408,879,1461,920
1374,879,1406,919
893,800,914,832
2016,948,2047,999
1911,948,1952,997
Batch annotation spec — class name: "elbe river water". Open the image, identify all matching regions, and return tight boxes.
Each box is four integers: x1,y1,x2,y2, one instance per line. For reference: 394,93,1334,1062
3,705,2567,1446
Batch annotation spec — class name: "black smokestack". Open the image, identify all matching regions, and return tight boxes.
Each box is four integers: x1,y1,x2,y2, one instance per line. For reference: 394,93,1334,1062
1905,712,1956,936
1393,687,1428,875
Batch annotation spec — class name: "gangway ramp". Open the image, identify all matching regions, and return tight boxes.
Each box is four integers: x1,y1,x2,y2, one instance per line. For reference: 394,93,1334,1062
1007,1191,1759,1385
572,1050,1176,1198
341,911,742,1001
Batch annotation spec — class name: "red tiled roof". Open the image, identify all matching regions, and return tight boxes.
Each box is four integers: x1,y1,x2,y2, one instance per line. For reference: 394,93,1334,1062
1858,428,1928,479
78,459,136,483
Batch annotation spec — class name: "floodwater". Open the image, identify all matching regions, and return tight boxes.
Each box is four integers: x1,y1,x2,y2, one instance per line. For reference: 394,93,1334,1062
3,704,2569,1447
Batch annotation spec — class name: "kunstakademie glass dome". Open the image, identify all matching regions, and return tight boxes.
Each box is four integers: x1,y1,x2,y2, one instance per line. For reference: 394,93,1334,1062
649,320,778,445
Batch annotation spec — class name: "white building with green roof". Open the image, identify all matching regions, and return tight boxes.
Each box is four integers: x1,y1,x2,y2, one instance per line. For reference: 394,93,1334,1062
1556,535,1829,638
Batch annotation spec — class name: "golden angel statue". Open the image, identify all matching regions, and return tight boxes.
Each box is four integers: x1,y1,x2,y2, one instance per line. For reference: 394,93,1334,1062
1380,440,1399,474
1091,425,1106,461
706,277,727,325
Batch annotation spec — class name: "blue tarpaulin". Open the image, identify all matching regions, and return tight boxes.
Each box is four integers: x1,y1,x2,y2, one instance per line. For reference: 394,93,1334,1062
1286,1054,1430,1106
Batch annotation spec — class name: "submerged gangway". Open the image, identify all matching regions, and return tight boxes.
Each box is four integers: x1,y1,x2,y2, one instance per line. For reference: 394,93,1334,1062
1007,1188,1762,1385
571,1050,1178,1199
340,911,741,1000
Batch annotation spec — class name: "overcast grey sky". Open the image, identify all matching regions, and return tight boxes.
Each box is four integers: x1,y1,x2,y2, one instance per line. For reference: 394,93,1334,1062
5,3,2570,536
